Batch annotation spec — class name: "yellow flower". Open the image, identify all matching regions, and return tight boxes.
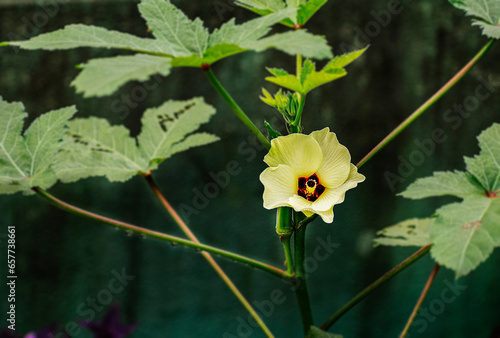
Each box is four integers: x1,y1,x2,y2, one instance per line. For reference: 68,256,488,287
259,128,365,223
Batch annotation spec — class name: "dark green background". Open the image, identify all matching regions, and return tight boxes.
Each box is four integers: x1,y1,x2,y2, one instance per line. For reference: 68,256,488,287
0,0,499,337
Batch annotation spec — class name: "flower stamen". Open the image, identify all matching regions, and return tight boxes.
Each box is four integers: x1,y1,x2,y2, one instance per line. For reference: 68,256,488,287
298,174,325,202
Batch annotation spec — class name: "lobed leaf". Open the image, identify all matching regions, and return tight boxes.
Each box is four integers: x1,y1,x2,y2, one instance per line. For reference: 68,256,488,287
449,0,500,39
265,48,365,94
430,197,500,277
54,98,219,183
374,218,432,247
2,0,333,97
465,123,500,192
138,0,210,57
236,0,329,27
4,24,174,55
138,98,219,171
72,54,172,98
399,171,484,200
398,123,500,277
0,97,76,195
53,118,147,183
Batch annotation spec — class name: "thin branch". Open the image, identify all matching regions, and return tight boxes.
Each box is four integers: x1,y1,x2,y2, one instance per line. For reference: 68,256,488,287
143,174,275,337
320,245,431,331
32,187,289,279
356,39,495,168
399,263,441,338
205,67,271,150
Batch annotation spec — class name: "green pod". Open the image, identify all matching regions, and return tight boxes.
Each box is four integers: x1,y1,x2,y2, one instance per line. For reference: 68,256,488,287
276,207,293,238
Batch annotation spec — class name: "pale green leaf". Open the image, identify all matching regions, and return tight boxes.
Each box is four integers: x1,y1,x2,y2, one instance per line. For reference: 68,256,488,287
138,0,209,57
265,50,367,94
210,10,295,47
265,68,303,92
138,97,218,170
170,44,243,67
307,326,343,338
166,132,220,161
54,98,218,183
465,123,500,192
3,24,174,55
249,29,332,59
374,218,432,247
235,0,286,12
430,197,500,277
324,47,368,71
449,0,500,39
236,0,328,27
72,54,172,98
53,118,148,183
297,0,328,25
0,97,76,194
399,171,484,199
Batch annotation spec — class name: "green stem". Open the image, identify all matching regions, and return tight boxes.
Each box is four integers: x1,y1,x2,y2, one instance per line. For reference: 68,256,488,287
296,54,303,78
143,175,275,338
282,235,294,275
32,187,289,279
356,39,495,168
320,245,431,331
205,68,271,150
400,263,440,338
294,214,314,334
292,54,305,129
292,94,306,128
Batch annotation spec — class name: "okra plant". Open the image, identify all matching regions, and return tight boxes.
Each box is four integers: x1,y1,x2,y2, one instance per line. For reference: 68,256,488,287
0,0,499,337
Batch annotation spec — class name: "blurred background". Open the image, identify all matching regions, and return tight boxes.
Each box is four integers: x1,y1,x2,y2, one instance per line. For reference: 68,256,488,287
0,0,499,337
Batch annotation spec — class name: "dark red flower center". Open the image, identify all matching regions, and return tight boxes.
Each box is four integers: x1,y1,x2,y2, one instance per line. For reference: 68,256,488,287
298,174,325,202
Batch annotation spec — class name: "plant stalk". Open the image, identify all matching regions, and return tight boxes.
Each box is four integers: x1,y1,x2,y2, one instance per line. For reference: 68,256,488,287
143,175,275,337
282,235,294,275
205,68,271,150
294,214,314,334
32,187,289,279
356,39,495,168
399,263,441,338
320,245,431,331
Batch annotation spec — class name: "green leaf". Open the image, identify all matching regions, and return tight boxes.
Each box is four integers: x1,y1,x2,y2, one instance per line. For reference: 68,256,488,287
53,118,148,183
4,24,174,55
465,123,500,192
209,10,295,47
400,124,500,277
138,0,210,57
399,171,484,200
236,0,328,27
0,97,76,195
3,0,331,97
138,98,219,171
72,54,172,98
265,48,365,94
430,196,500,277
306,326,343,338
297,0,328,25
249,29,332,59
53,98,219,183
449,0,500,39
374,218,432,247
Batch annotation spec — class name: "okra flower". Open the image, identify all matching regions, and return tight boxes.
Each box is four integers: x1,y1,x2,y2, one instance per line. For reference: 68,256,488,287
260,128,365,223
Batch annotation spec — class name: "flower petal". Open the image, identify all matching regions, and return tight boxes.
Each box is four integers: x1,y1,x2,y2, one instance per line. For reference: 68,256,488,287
315,207,334,223
310,128,351,188
264,133,323,177
288,194,314,212
313,164,366,211
260,165,298,209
